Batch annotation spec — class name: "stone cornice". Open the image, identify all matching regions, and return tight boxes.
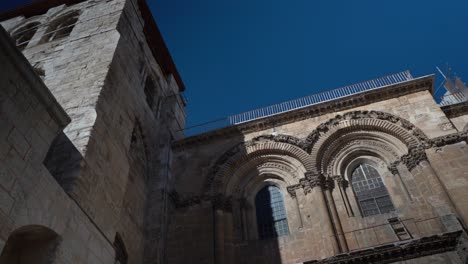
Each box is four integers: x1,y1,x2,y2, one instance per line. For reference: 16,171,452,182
304,231,464,264
441,101,468,118
173,76,434,151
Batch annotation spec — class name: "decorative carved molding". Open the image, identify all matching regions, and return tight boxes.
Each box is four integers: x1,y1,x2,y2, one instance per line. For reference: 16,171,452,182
331,175,348,188
256,162,298,178
323,177,335,190
248,134,307,150
204,137,313,195
303,231,464,264
401,145,428,171
305,110,430,153
173,76,433,150
430,131,468,147
388,161,400,175
325,138,401,175
300,178,313,195
287,184,301,198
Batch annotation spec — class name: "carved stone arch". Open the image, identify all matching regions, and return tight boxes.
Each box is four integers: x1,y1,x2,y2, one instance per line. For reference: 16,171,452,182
306,111,429,174
305,110,430,153
322,132,407,176
225,154,305,199
205,135,313,196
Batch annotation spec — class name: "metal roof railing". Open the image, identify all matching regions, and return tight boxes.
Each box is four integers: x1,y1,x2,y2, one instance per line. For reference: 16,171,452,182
183,71,414,136
438,92,468,107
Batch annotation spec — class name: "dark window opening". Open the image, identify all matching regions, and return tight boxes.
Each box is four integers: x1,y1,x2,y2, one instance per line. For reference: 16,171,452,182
11,22,40,50
255,185,289,239
42,12,80,42
144,76,161,115
351,164,395,217
114,233,128,264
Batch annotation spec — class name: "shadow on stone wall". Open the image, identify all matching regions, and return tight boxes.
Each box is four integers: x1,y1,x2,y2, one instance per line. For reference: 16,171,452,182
166,127,286,264
43,131,82,193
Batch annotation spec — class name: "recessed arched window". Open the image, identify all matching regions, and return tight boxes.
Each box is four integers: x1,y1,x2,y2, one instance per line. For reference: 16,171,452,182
351,163,395,217
11,22,40,50
42,11,80,42
255,185,289,239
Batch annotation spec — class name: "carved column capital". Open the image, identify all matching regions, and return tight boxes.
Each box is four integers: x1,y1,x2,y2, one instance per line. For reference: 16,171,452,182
331,175,348,188
299,178,312,195
401,144,427,171
323,177,335,190
388,161,400,175
286,184,301,198
305,172,325,188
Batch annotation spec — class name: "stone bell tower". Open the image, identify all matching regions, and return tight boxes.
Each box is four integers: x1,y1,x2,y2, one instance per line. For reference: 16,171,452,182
0,0,185,262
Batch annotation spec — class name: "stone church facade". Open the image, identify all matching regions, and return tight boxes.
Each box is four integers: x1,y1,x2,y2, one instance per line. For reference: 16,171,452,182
1,0,468,264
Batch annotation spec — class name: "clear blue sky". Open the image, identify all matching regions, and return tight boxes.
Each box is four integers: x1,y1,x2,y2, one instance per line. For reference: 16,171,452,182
2,0,468,127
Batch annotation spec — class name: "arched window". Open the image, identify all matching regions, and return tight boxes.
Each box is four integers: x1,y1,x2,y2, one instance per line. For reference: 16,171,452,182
42,12,80,42
351,163,395,217
255,185,289,239
11,22,40,50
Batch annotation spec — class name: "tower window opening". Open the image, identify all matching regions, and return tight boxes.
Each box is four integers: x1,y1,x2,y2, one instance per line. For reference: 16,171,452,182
144,76,161,115
351,163,395,217
11,22,40,50
42,12,80,42
255,185,289,239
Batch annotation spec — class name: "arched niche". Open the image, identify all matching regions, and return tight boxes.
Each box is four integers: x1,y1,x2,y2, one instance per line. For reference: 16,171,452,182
306,110,429,175
0,225,60,264
206,136,310,242
205,136,312,196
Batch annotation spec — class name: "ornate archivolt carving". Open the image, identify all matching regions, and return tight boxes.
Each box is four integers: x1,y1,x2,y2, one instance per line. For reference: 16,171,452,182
248,134,307,150
286,172,326,197
204,136,313,196
430,131,468,147
255,162,299,178
324,136,403,176
305,110,430,153
400,145,428,171
200,112,468,208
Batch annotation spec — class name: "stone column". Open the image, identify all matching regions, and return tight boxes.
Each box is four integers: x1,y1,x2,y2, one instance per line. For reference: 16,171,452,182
388,161,413,202
212,196,232,264
403,145,457,217
304,172,341,254
332,175,354,217
325,177,348,252
213,208,225,264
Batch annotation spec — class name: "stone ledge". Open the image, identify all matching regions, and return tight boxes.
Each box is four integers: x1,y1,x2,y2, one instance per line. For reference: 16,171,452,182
304,231,464,264
174,75,434,150
441,101,468,118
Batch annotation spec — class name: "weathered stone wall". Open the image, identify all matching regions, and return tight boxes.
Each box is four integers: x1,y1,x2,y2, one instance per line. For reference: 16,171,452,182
1,0,186,263
449,113,468,131
0,25,114,264
169,79,468,264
